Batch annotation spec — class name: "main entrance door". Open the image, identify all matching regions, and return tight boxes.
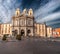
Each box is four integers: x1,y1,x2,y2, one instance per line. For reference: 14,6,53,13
21,29,25,36
27,29,31,36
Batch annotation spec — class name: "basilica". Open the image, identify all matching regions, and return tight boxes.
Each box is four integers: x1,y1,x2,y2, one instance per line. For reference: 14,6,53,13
0,8,53,37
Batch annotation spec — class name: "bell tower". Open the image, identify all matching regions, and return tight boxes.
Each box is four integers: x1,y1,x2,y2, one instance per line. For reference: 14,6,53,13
26,8,34,36
12,8,21,36
15,8,20,16
28,8,33,16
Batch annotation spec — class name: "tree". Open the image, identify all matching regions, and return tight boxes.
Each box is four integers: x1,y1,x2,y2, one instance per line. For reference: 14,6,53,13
2,35,7,41
16,34,21,40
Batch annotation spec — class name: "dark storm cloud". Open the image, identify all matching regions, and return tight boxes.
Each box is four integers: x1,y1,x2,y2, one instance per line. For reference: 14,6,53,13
21,0,60,28
21,0,49,10
0,0,60,28
52,6,60,12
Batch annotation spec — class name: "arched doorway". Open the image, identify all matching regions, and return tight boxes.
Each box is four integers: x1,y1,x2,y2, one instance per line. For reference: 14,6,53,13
21,29,25,36
12,29,18,36
27,29,31,36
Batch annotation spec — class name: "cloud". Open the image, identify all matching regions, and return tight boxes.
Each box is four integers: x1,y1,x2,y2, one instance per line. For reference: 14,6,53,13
0,0,21,23
37,12,60,22
47,21,60,25
34,0,60,19
0,0,60,28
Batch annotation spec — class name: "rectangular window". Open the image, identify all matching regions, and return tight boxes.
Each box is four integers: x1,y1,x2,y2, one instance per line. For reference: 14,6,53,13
9,25,10,33
5,25,7,34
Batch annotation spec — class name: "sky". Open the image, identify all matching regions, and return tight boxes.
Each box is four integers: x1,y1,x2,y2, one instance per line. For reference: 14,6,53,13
0,0,60,28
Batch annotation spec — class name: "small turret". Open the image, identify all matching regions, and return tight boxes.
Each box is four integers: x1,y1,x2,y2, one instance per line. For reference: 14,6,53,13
23,8,27,15
28,8,33,16
15,8,20,16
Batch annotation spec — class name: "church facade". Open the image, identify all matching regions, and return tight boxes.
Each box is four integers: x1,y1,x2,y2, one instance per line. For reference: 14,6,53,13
0,8,53,37
12,8,34,37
